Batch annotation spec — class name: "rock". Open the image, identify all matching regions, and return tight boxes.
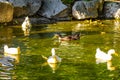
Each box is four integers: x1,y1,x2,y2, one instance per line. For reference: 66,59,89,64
103,1,120,19
53,8,69,18
0,0,13,22
8,0,41,17
38,0,67,18
72,0,104,20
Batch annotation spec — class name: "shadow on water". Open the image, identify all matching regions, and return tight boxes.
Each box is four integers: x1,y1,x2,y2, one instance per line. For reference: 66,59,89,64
1,20,120,79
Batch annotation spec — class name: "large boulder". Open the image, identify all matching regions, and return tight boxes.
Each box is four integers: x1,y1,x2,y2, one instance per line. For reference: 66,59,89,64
0,0,13,22
9,0,41,17
72,0,104,20
38,0,67,18
103,1,120,19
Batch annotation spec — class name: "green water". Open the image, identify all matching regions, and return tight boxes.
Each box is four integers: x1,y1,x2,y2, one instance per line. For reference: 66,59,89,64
0,20,120,80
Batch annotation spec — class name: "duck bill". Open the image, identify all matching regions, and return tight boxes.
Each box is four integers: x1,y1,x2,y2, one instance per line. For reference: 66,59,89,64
114,53,118,56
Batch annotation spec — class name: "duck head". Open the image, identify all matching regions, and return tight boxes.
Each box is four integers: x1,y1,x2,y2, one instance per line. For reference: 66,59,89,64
53,33,62,39
107,49,118,56
4,45,8,50
96,48,101,52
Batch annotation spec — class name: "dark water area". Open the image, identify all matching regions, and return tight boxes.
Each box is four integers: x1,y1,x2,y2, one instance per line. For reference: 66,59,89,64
0,20,120,80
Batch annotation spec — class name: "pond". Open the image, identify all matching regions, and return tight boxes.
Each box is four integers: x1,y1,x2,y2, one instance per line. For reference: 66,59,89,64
0,19,120,80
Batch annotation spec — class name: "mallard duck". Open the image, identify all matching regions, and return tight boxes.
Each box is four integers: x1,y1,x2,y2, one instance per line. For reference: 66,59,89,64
95,48,118,64
22,16,32,36
54,33,80,41
4,45,20,54
47,48,61,64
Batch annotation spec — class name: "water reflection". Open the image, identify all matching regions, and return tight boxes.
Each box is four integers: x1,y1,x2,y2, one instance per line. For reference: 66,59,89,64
72,23,85,32
0,56,14,67
0,44,20,79
48,63,61,73
42,62,61,73
1,20,120,79
0,28,13,44
107,60,115,71
4,53,20,64
113,20,120,50
114,20,120,32
0,56,15,80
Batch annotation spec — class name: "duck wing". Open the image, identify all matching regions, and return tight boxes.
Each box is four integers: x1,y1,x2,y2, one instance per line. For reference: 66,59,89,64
56,56,62,62
71,33,80,40
95,48,108,59
47,55,61,63
5,48,18,54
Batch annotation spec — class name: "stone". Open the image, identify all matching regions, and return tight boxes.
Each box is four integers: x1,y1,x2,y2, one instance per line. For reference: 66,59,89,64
38,0,67,18
104,1,120,19
0,0,13,22
9,0,41,17
72,0,104,20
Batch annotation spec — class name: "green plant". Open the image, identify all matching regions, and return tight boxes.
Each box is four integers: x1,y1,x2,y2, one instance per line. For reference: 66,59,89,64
62,0,73,4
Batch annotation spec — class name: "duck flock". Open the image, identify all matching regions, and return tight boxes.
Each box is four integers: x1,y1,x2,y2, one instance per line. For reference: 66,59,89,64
0,16,119,76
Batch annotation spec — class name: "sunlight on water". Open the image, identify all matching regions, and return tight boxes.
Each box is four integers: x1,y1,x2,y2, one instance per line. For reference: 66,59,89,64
0,20,120,79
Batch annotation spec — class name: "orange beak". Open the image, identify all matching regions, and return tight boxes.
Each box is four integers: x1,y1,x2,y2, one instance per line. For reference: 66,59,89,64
114,52,118,56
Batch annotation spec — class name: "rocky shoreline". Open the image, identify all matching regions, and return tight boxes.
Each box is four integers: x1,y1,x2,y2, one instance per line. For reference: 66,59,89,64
0,0,120,25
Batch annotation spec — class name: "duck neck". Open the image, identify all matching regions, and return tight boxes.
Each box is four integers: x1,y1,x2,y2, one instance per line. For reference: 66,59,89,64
108,50,113,56
51,48,56,56
4,45,8,50
57,35,62,40
52,52,55,56
108,53,112,56
96,48,100,53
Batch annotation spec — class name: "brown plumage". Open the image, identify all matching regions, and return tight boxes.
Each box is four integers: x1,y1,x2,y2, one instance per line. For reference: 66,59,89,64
54,33,80,41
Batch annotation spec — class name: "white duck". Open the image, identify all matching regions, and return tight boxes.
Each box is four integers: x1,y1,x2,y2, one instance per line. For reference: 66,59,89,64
47,48,61,64
4,45,20,54
22,16,32,36
95,48,117,64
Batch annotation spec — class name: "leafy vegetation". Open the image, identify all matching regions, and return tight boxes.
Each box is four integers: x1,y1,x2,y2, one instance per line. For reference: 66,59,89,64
61,0,92,4
61,0,73,4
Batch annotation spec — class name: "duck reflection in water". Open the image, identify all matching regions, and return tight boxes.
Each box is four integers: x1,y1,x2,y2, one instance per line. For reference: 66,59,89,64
107,60,115,71
0,56,14,67
0,56,15,80
95,48,118,71
4,53,20,64
0,55,17,79
22,16,32,36
41,48,61,73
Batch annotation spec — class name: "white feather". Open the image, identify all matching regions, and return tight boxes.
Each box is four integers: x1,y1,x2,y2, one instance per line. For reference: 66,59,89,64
95,48,116,64
47,48,61,63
